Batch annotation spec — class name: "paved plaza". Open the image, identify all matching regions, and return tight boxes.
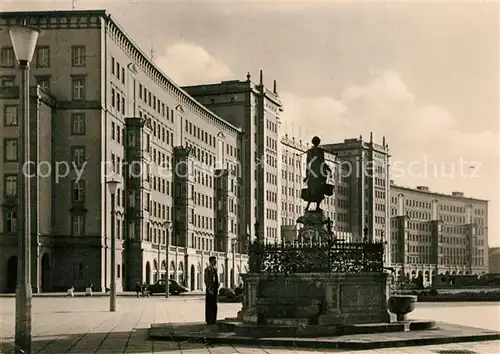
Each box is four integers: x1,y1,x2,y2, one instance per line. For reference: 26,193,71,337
0,297,499,353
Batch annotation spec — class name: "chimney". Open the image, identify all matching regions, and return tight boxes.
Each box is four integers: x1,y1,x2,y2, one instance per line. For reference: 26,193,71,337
273,80,277,94
416,186,429,191
259,69,263,85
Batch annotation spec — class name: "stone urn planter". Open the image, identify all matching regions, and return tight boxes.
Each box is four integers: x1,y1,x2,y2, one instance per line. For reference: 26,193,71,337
387,295,417,321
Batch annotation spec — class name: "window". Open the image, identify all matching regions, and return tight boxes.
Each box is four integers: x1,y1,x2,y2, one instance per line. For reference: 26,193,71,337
72,180,85,203
129,222,135,240
128,131,136,147
1,47,15,67
0,76,15,87
71,113,86,135
111,57,115,74
73,262,83,280
4,174,17,197
71,214,85,236
35,47,50,68
4,139,18,162
72,77,85,100
71,46,86,67
4,105,18,126
4,210,17,233
71,146,86,168
36,76,51,92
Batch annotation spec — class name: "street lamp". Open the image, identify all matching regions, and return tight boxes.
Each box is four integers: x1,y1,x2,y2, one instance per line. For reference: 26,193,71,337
106,176,120,312
9,23,40,354
232,239,238,288
164,220,171,298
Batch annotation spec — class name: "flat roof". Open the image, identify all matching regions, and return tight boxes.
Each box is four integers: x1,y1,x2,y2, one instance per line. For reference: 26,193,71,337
390,184,488,203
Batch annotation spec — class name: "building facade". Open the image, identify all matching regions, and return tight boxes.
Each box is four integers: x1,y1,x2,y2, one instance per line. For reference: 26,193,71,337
389,183,489,284
0,10,248,293
183,71,282,245
0,86,55,293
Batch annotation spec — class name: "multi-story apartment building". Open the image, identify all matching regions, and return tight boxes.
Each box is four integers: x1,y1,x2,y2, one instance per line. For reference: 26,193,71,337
390,183,489,284
0,9,248,293
279,134,338,241
323,134,391,261
0,86,55,293
183,71,282,245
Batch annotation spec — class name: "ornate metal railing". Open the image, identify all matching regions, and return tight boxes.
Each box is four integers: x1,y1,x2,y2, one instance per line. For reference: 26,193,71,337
248,240,385,274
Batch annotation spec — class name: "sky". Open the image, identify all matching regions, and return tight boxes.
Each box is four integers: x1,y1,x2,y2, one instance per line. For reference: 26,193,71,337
2,0,499,246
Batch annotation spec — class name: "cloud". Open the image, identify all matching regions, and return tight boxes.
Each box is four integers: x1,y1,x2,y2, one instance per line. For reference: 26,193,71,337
155,42,233,86
281,70,498,160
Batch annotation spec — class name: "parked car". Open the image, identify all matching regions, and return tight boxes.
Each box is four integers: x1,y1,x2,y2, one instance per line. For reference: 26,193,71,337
147,279,189,295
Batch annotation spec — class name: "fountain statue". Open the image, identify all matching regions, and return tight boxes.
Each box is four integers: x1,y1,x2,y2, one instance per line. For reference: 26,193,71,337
297,136,335,242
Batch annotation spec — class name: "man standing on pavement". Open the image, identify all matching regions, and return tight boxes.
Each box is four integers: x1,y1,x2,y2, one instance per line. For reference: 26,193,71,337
204,256,219,325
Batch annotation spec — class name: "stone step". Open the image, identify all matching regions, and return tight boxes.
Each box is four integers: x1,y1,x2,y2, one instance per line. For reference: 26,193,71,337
216,319,438,338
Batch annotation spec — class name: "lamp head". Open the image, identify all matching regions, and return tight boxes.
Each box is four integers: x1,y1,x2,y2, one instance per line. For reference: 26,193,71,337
8,25,40,64
106,176,120,194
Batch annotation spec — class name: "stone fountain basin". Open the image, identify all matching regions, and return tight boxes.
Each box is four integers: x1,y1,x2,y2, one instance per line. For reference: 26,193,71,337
256,297,322,319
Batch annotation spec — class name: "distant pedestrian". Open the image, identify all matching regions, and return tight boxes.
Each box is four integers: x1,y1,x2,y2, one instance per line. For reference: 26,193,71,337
135,281,142,298
204,256,219,325
235,283,243,297
85,282,93,296
66,286,75,297
142,282,150,297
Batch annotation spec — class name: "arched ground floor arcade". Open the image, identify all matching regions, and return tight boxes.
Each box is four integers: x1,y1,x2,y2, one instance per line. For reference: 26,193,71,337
137,247,248,292
0,237,249,293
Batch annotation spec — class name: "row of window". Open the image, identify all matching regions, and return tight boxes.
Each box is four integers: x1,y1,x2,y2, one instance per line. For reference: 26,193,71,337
281,153,302,168
0,75,51,92
1,76,85,100
1,210,84,235
0,45,86,68
392,196,486,217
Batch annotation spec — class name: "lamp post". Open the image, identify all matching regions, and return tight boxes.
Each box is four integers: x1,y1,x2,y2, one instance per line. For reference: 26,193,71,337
9,24,40,354
106,177,120,312
164,220,171,298
254,220,261,273
232,239,238,288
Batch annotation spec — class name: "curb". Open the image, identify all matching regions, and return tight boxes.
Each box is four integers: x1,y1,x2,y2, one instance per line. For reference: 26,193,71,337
0,292,205,298
149,331,500,350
